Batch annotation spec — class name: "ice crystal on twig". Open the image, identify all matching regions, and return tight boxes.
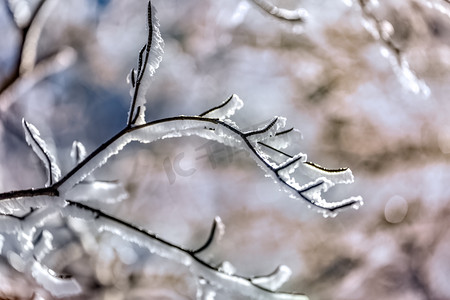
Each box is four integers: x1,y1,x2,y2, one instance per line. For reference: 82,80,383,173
22,119,61,186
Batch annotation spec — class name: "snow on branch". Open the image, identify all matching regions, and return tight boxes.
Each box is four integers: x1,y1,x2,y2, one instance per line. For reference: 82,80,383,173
43,106,362,214
61,200,309,300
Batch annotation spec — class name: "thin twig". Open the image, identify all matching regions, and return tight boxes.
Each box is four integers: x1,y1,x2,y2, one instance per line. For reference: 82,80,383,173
127,3,154,126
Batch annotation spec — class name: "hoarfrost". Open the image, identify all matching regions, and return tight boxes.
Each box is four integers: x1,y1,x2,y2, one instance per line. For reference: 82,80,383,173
262,128,303,151
199,94,244,120
218,261,236,275
61,202,310,299
251,265,292,291
56,118,244,194
55,111,360,214
246,117,287,145
276,153,307,177
22,120,61,186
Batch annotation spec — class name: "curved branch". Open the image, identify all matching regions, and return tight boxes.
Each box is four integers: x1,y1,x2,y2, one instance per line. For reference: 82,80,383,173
191,216,224,254
1,111,361,214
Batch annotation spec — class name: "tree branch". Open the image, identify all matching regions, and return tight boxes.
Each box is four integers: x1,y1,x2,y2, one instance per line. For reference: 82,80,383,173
63,200,309,300
1,111,362,214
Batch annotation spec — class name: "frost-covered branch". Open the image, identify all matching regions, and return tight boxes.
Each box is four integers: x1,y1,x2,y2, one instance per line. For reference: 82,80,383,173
0,0,363,297
0,107,362,215
0,200,310,298
62,200,309,299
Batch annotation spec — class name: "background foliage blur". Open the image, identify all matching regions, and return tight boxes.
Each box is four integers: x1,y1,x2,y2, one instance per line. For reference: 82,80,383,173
1,0,450,299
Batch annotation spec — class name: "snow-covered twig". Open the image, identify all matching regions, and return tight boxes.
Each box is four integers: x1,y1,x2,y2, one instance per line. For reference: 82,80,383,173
127,1,164,126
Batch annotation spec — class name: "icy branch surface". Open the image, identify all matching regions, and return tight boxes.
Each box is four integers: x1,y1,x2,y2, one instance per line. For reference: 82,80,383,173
50,100,361,214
